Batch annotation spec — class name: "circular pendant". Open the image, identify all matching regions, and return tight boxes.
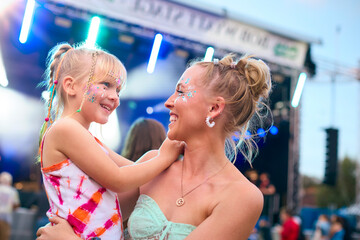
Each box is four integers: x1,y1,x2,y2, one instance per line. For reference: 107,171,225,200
176,197,185,207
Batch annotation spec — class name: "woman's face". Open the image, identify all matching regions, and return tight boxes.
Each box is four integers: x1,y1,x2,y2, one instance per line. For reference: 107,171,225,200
165,65,211,141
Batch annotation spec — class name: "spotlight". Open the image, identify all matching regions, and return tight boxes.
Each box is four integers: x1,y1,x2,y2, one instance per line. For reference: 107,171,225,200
147,33,163,74
269,126,279,135
85,16,101,49
146,106,154,115
291,72,307,108
204,47,214,61
257,128,266,137
19,0,36,44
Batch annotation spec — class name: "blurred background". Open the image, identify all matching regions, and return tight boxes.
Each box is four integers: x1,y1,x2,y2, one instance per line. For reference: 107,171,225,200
0,0,359,239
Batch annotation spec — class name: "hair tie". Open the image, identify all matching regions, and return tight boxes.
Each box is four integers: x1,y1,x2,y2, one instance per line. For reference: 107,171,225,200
230,62,236,69
213,58,219,65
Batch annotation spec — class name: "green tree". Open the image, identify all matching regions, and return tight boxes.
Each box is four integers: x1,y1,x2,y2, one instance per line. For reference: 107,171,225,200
316,157,357,208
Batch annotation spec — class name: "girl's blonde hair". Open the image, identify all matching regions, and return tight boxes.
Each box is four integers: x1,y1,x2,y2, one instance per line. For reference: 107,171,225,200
38,42,126,150
191,54,272,164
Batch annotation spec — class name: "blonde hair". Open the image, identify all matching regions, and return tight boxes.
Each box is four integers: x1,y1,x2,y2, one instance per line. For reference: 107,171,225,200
121,118,166,161
191,53,272,164
38,42,126,149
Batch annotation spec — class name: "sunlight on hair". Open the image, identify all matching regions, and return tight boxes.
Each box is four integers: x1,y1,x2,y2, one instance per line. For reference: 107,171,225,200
89,110,121,150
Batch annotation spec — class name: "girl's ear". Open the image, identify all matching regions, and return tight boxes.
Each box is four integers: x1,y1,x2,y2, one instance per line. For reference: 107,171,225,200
62,76,77,96
209,96,225,119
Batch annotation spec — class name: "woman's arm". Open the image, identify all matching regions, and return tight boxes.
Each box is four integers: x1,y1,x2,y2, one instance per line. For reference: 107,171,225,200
36,217,81,240
186,182,263,240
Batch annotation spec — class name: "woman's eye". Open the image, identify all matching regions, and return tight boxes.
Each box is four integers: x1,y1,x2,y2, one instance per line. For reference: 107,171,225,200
177,90,184,96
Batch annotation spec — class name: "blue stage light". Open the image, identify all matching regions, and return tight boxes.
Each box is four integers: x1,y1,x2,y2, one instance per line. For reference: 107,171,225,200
19,0,35,44
269,126,279,135
257,128,266,137
147,33,163,74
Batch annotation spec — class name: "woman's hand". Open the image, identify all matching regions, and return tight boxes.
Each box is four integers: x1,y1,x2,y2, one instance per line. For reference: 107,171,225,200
36,216,81,240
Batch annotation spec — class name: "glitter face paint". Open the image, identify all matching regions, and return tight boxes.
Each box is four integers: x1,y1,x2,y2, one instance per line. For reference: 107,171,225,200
86,85,101,103
174,77,197,104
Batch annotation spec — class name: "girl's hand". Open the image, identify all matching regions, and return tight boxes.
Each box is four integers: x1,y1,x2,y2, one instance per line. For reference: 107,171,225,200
158,138,184,164
36,216,80,240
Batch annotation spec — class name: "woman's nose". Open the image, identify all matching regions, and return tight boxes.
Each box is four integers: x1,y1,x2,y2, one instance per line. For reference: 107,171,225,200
164,94,175,109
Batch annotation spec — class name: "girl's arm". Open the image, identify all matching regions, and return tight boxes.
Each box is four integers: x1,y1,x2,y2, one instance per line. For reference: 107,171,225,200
116,150,159,221
185,183,263,240
36,216,81,240
48,118,182,193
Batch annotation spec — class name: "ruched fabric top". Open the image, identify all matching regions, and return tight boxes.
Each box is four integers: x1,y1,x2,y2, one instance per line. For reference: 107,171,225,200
127,194,196,240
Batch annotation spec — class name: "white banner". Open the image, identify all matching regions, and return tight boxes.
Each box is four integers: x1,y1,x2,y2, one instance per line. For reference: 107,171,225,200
47,0,308,69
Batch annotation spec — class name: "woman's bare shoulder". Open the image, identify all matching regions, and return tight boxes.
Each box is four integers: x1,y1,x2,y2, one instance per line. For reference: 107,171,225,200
220,169,263,209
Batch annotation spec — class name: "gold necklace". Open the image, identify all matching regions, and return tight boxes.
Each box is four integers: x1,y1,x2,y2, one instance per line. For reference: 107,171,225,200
176,160,229,207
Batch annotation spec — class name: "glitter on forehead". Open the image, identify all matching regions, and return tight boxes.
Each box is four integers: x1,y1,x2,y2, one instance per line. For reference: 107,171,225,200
107,71,125,87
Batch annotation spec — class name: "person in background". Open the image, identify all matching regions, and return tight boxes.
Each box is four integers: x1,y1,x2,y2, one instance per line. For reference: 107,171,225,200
259,172,276,195
0,171,20,240
121,117,166,161
37,53,272,239
120,117,167,233
277,208,300,240
329,215,352,240
258,172,276,239
312,214,330,240
26,183,50,238
245,169,260,186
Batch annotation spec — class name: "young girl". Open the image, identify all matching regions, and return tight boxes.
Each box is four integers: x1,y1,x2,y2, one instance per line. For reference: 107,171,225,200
38,42,181,240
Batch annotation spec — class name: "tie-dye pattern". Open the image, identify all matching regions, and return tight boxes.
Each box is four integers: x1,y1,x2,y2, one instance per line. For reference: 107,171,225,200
40,136,123,240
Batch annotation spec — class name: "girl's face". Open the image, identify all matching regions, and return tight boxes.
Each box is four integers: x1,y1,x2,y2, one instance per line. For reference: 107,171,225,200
165,65,211,141
80,70,123,125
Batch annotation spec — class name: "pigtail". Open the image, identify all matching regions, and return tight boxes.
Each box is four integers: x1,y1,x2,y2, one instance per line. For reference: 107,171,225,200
38,44,73,159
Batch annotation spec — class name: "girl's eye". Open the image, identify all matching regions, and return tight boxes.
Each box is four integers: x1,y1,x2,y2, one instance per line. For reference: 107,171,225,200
102,82,110,88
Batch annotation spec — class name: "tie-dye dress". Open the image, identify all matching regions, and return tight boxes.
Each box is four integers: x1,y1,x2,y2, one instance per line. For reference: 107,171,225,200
40,136,123,240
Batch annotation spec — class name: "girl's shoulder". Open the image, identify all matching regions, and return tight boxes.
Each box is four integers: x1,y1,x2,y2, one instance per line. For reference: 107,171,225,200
48,118,86,138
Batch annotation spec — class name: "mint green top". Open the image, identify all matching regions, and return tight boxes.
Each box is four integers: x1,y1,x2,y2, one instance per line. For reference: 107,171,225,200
127,194,196,240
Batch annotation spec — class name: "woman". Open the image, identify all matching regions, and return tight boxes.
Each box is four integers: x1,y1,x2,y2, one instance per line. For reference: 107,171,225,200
37,53,272,240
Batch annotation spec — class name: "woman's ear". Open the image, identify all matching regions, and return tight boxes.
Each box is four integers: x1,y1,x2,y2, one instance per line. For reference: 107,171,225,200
62,76,77,96
209,96,225,119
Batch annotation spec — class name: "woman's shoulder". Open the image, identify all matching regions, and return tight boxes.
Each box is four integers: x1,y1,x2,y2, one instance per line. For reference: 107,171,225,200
220,168,264,208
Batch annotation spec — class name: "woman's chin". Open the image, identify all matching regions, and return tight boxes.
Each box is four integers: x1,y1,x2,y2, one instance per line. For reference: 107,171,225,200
166,131,176,141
